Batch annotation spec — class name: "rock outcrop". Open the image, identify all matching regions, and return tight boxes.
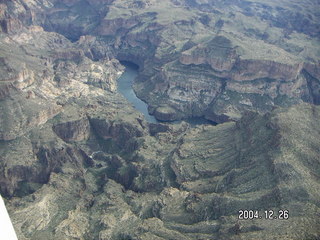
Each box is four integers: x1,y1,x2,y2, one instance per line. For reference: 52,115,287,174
2,103,319,240
0,1,319,240
53,118,90,142
180,36,238,72
97,0,320,122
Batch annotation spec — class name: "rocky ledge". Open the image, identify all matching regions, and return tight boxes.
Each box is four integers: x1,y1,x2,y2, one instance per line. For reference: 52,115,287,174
0,1,319,240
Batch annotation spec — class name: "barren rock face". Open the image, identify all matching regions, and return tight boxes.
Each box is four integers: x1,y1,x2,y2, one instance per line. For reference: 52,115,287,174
0,1,319,240
180,36,238,72
53,118,90,142
93,0,320,122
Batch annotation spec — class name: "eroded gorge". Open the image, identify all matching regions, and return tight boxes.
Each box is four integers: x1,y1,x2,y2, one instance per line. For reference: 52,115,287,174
0,0,320,239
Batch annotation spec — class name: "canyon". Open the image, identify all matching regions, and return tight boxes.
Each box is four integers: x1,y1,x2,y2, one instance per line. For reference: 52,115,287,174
0,0,319,239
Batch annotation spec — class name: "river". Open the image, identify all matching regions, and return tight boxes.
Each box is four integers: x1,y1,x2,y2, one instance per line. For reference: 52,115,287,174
117,61,216,126
117,61,158,123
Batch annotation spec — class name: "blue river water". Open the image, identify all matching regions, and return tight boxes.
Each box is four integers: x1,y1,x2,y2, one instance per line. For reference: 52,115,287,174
117,61,158,123
117,61,215,126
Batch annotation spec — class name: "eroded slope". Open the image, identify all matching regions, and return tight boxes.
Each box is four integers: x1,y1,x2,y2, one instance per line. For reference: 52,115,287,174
0,1,319,240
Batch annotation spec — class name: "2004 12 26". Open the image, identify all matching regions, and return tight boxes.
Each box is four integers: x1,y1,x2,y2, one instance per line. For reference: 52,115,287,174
238,210,289,220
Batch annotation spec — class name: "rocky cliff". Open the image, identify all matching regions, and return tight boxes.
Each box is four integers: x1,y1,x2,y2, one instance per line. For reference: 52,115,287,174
4,0,318,123
0,1,319,240
3,102,320,240
98,0,320,122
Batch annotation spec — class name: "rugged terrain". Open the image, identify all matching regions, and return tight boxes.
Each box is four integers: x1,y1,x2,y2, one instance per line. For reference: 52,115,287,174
94,0,320,122
0,0,320,239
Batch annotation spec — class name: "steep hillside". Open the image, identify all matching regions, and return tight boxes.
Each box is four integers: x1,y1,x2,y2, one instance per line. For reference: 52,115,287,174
2,0,319,122
2,103,320,240
0,1,319,239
